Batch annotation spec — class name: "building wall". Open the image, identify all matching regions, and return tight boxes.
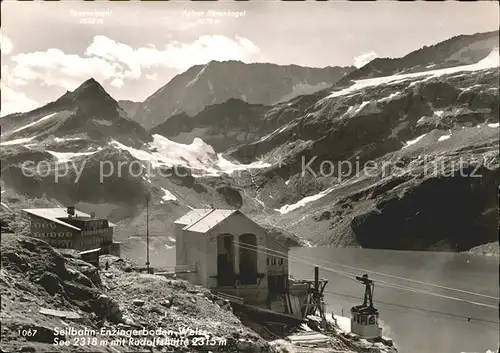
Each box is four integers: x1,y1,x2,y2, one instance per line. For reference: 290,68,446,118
266,235,289,275
28,215,77,248
204,212,268,300
181,230,207,286
109,242,121,257
175,223,188,268
175,211,291,305
75,227,113,251
27,214,116,255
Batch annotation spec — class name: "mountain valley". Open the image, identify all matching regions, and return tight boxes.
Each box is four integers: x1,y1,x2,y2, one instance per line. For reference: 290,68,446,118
1,30,499,268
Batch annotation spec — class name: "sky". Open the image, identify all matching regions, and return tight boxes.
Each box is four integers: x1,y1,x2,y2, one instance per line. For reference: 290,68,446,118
1,1,498,116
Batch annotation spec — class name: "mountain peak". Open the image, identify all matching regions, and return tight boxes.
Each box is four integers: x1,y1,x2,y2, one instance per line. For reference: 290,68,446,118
75,77,105,92
56,77,115,106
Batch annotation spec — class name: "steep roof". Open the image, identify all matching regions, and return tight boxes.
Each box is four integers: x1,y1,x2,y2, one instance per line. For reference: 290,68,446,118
22,208,117,231
174,208,298,249
174,209,213,226
174,208,238,233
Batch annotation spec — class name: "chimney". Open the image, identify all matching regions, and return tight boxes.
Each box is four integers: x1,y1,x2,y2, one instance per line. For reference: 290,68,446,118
90,212,96,218
67,206,75,218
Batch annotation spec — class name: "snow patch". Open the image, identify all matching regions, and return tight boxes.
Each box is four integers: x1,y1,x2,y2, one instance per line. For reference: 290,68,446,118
254,198,265,207
327,314,351,333
12,112,58,133
94,119,112,126
324,48,500,100
54,137,83,142
161,187,177,201
0,136,36,146
378,92,401,103
257,124,290,143
216,154,271,173
434,110,445,117
285,179,290,186
1,202,13,212
168,236,176,243
275,187,335,214
109,135,270,176
402,134,427,149
352,101,371,115
488,123,499,128
47,149,101,162
186,65,208,87
438,134,451,142
461,84,483,92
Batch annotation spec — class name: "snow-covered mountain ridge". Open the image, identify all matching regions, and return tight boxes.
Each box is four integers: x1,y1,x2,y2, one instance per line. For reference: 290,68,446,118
1,31,498,265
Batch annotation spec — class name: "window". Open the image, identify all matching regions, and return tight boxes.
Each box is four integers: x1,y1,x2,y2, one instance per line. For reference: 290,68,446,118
279,258,283,265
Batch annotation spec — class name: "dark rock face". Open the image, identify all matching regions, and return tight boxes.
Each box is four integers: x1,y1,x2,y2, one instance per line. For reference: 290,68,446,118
216,186,243,208
351,166,499,251
134,61,355,129
150,99,271,152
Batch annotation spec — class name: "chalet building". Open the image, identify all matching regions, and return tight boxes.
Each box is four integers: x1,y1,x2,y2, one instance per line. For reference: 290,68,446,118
174,208,318,318
22,206,121,256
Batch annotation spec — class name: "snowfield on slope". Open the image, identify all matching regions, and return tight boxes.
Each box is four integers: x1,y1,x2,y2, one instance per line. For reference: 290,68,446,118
0,136,36,146
110,134,271,176
47,149,103,162
275,185,340,214
11,112,58,134
402,134,427,149
324,48,500,100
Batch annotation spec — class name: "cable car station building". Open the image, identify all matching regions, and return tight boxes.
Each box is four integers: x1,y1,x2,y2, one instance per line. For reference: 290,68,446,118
174,208,324,319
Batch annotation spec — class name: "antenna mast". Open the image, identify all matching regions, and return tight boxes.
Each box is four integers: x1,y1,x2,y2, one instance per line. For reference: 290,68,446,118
146,193,150,274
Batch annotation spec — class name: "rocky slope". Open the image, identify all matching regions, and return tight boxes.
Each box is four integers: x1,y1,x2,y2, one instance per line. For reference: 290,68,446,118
466,241,499,257
228,48,499,251
0,234,273,352
118,100,141,120
133,61,355,129
150,98,272,152
0,31,498,260
0,233,396,353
